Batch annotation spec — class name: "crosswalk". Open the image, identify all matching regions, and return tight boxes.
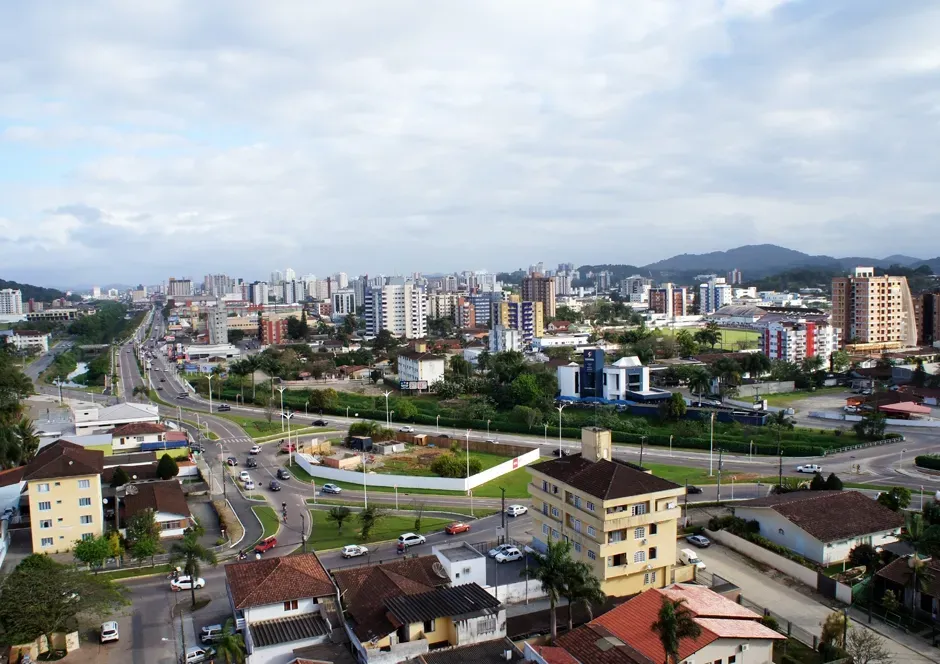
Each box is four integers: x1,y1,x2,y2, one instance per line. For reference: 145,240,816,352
223,436,254,445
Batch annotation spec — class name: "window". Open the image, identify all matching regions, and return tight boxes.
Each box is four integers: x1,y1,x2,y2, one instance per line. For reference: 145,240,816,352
552,485,559,494
542,480,548,491
284,600,298,611
40,520,52,529
573,519,581,533
552,529,560,540
551,507,560,518
573,496,581,508
634,551,646,563
644,571,657,585
41,537,53,548
588,550,596,560
586,501,595,512
649,547,658,560
479,616,497,633
729,657,736,664
714,660,722,664
649,523,658,535
38,501,51,511
78,479,90,489
631,503,647,516
542,524,549,536
36,483,50,493
587,525,596,537
542,503,548,515
423,619,436,633
574,542,582,553
78,497,92,507
81,533,94,541
634,527,646,539
80,515,93,525
778,528,785,535
609,531,623,543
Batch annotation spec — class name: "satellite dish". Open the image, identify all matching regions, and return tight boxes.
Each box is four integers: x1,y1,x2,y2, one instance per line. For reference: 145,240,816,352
432,562,448,579
125,485,139,495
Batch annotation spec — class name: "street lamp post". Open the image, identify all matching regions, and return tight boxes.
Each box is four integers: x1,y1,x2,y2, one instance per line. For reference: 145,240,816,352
556,404,567,457
383,390,392,428
466,429,471,482
207,374,214,414
284,411,294,467
362,452,368,509
276,386,287,432
487,419,491,437
436,414,440,433
709,411,715,477
900,448,907,468
390,410,394,424
639,436,647,468
544,423,548,445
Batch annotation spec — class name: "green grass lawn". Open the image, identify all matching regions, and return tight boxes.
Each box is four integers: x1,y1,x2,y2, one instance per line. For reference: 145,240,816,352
761,386,848,408
717,327,760,349
104,563,173,581
215,413,331,440
307,510,453,550
306,497,496,517
251,505,280,541
641,463,755,486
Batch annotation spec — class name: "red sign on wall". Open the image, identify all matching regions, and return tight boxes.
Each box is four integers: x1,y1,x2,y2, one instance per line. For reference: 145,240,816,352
512,458,519,469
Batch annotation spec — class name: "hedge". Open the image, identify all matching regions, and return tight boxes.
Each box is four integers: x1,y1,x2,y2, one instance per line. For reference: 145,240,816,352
916,455,940,471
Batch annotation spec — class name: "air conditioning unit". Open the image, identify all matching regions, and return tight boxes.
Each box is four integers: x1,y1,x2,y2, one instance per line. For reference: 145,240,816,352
740,645,750,653
641,539,648,545
667,502,677,509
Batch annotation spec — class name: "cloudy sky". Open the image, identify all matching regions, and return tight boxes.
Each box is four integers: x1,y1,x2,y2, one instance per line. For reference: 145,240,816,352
2,0,939,288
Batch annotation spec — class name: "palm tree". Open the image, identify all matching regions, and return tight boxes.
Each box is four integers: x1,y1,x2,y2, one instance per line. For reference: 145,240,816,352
652,596,702,664
906,556,932,612
768,410,796,431
898,513,940,556
0,423,21,469
228,360,247,401
687,369,711,403
521,539,573,641
14,417,40,462
214,618,246,663
169,530,218,608
560,560,606,631
243,355,261,400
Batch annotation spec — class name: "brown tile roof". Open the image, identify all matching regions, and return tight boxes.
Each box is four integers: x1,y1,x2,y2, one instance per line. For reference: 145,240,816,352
110,422,168,436
225,553,334,609
22,440,103,481
734,490,903,543
0,466,25,488
529,454,681,500
876,556,940,598
123,480,191,519
555,622,654,664
415,639,523,663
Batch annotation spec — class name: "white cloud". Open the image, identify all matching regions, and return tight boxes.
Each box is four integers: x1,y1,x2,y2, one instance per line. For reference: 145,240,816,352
1,0,939,285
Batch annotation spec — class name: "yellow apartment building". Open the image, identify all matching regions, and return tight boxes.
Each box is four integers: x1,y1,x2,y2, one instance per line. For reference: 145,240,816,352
832,266,917,349
24,441,105,554
527,427,685,596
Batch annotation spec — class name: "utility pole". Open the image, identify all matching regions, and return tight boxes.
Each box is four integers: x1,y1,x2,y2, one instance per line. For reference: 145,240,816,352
777,432,783,489
500,487,506,545
301,511,307,553
716,448,723,504
639,436,646,468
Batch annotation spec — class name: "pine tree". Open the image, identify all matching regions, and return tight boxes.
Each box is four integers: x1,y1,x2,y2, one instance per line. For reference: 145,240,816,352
156,453,179,480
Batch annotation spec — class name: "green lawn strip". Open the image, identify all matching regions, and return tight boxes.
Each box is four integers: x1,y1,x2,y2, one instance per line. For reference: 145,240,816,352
374,450,514,477
761,386,849,408
641,463,728,486
245,494,266,501
306,497,497,517
212,412,333,440
753,476,894,492
251,505,280,541
307,510,452,550
104,563,172,581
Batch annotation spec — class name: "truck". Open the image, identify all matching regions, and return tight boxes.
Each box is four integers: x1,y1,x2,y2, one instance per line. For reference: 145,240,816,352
679,548,706,570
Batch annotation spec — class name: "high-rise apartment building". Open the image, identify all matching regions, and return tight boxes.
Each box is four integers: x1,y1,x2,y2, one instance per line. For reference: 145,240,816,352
619,276,652,303
333,272,348,289
758,319,839,365
332,289,356,318
491,300,544,343
0,288,24,315
207,307,228,345
427,292,460,320
284,268,296,282
363,283,427,339
649,284,688,317
698,277,732,315
249,281,270,306
727,269,743,285
260,317,288,345
831,267,917,348
914,293,940,345
521,275,556,319
167,278,193,298
595,271,613,293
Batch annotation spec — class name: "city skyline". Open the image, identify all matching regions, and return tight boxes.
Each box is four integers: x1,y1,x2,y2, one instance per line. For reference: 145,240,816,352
3,1,940,285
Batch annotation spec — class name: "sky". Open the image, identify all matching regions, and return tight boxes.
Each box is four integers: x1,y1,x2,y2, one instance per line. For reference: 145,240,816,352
2,0,940,289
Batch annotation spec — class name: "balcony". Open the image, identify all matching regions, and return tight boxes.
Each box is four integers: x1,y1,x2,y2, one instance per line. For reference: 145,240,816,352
528,483,562,506
603,507,681,532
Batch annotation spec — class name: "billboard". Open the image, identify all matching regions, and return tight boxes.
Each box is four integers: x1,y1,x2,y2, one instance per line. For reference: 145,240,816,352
400,380,429,391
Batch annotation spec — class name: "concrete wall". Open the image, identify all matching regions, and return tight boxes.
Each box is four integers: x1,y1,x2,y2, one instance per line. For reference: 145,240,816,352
468,450,540,490
736,381,796,397
485,579,548,604
455,610,506,646
246,597,318,623
247,635,329,664
694,638,775,664
704,528,818,587
733,508,825,563
363,639,429,664
810,411,940,428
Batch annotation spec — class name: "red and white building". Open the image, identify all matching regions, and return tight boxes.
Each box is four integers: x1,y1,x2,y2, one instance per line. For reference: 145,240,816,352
758,319,839,365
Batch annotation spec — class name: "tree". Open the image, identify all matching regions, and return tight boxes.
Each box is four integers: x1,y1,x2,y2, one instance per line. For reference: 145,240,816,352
882,589,900,613
110,466,131,488
768,410,796,432
169,530,218,608
358,506,386,541
877,487,912,512
854,412,887,441
652,596,703,664
13,417,40,462
126,509,162,566
741,353,772,379
326,506,351,533
107,531,124,562
395,399,418,421
687,369,712,401
299,309,309,338
830,350,851,373
432,379,462,399
659,393,687,421
693,327,720,350
449,355,472,379
307,388,338,413
561,560,605,631
824,473,843,490
0,554,128,649
228,329,246,344
214,618,247,664
913,360,928,388
810,472,826,491
412,500,426,532
845,628,891,664
675,330,699,357
521,539,573,642
820,610,848,649
73,534,111,572
156,453,180,480
848,543,881,575
905,556,932,611
371,329,399,354
243,354,261,399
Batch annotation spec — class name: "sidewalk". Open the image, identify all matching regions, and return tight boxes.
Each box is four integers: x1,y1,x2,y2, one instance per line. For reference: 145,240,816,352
848,606,940,663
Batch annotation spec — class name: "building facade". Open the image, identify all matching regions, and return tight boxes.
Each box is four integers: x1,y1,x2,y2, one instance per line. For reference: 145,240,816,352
698,277,732,315
331,289,357,318
0,288,24,315
491,300,544,343
260,317,289,345
758,319,840,365
4,330,50,353
914,292,940,345
398,351,445,389
831,267,917,348
167,278,193,298
521,276,556,319
489,325,521,353
207,307,228,345
649,284,688,317
364,283,428,339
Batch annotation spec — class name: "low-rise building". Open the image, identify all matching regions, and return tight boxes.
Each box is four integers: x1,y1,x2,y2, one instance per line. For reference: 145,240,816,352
758,319,839,365
557,349,671,404
72,402,160,437
433,542,487,587
122,480,193,538
398,351,445,390
1,330,50,353
110,422,169,453
733,491,903,564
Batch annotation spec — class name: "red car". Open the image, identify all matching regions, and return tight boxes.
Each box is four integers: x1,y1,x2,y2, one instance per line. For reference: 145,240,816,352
254,536,277,554
279,441,297,454
445,522,471,535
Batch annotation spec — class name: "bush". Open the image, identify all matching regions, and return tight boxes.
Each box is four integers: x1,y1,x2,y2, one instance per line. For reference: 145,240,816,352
156,453,179,480
760,615,779,631
429,453,482,478
915,455,940,471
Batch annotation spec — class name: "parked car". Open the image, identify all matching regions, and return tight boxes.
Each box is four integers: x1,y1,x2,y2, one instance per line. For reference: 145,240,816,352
495,547,523,563
321,483,342,494
488,544,515,558
159,378,165,382
844,406,859,413
342,544,369,558
170,576,206,591
184,646,215,664
190,443,205,454
280,441,297,453
277,468,291,480
796,464,822,474
200,624,223,644
217,404,231,411
312,419,328,426
254,536,277,554
243,479,255,490
100,621,119,643
398,533,426,547
686,534,711,548
238,470,251,482
505,504,527,517
445,522,470,535
680,548,707,569
399,426,415,433
226,457,238,466
245,457,257,468
552,449,570,457
269,479,281,491
249,444,262,454
686,485,704,495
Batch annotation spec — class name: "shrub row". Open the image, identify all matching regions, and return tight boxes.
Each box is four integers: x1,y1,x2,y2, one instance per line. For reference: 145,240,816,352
915,455,940,471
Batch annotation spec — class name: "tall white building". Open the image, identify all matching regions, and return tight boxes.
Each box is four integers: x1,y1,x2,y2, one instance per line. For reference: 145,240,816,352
332,289,356,318
363,283,427,339
249,282,270,306
489,325,521,353
333,272,349,289
284,267,296,282
0,289,24,315
759,319,840,365
281,281,299,305
428,292,460,320
698,277,732,314
207,307,228,345
91,286,101,299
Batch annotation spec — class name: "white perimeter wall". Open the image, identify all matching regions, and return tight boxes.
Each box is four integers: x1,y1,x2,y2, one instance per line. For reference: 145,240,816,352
295,449,541,492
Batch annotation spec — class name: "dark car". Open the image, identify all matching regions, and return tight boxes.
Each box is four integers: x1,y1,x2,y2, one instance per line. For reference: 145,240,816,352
312,419,328,426
177,393,187,399
217,404,231,412
552,449,570,457
245,458,257,468
160,378,165,382
225,457,238,467
277,468,291,481
686,485,704,494
269,480,281,491
190,443,205,454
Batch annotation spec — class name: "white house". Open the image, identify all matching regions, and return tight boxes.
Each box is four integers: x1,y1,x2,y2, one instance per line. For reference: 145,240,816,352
733,491,903,565
122,480,194,539
110,422,168,453
225,554,339,664
602,356,651,400
2,330,50,354
433,542,487,587
398,351,445,390
72,402,160,436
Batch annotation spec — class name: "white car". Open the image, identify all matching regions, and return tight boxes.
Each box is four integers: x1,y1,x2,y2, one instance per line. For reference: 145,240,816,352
100,621,119,643
243,479,255,490
399,426,415,433
238,470,251,482
398,533,426,547
170,576,206,591
184,646,215,664
249,445,262,454
488,544,515,558
495,547,523,563
505,505,527,517
796,464,822,474
342,544,369,558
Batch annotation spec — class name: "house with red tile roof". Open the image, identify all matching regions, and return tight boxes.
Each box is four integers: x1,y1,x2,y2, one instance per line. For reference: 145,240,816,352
110,421,168,453
554,585,783,664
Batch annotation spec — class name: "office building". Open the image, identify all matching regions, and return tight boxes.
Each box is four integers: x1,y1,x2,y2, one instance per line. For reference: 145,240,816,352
698,277,732,315
528,427,685,595
167,278,193,298
648,284,688,317
332,289,356,318
363,283,428,339
489,325,521,353
249,281,269,306
727,268,743,285
758,319,840,365
0,288,23,315
491,300,543,344
207,307,228,345
831,267,917,348
398,351,446,390
521,275,556,319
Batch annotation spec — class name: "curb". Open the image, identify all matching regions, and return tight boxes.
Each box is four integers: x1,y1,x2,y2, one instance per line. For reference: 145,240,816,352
227,497,248,549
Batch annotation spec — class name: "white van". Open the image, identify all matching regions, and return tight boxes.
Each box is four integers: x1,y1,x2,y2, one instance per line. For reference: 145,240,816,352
679,548,706,570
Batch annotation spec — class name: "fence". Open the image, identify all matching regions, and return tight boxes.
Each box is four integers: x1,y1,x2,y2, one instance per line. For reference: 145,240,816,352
821,437,905,456
810,410,940,428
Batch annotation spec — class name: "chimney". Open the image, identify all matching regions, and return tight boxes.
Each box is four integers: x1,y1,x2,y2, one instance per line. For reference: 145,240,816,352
581,427,611,463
